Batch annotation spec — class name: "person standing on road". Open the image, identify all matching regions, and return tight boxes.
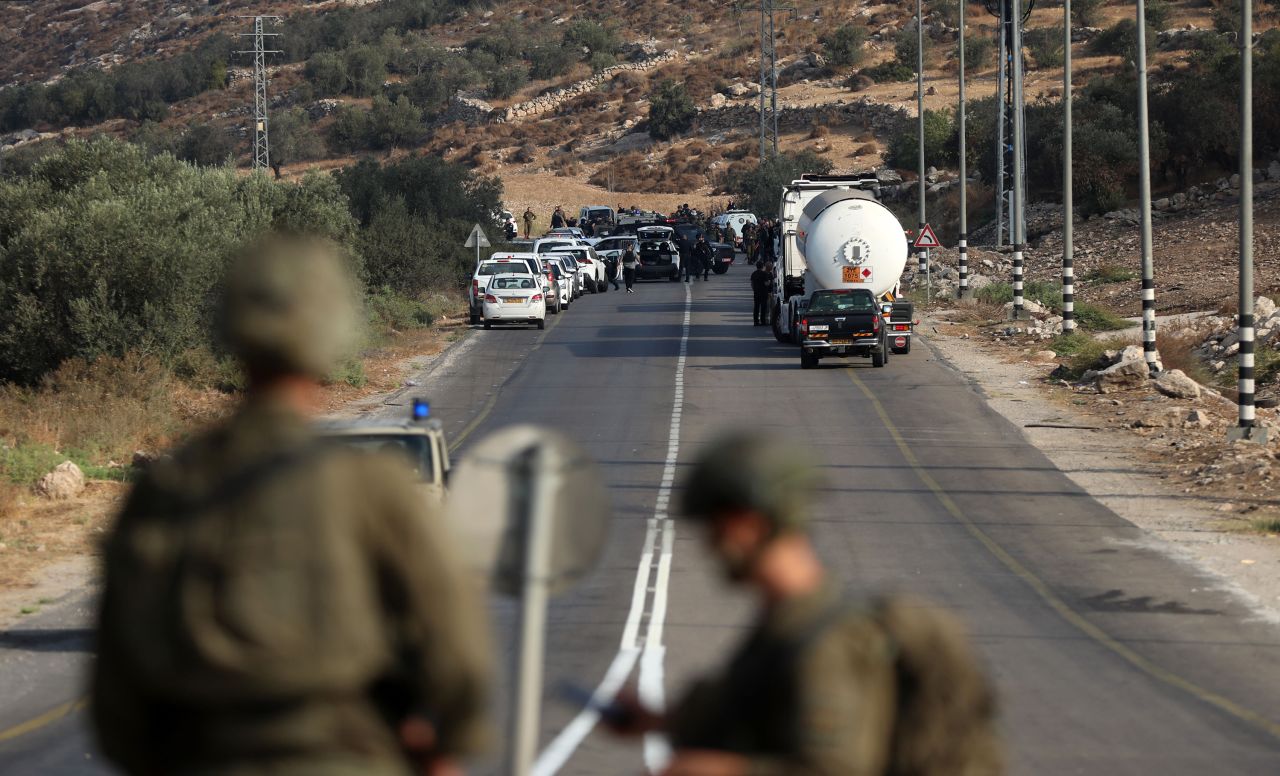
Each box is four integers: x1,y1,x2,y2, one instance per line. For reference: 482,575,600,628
92,236,493,776
551,206,566,229
605,250,621,290
694,235,714,281
621,243,639,293
680,235,696,282
723,223,737,252
750,261,772,326
606,432,1002,776
523,207,537,239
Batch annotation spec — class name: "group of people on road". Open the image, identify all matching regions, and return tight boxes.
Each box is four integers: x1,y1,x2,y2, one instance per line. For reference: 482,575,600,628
90,234,1002,776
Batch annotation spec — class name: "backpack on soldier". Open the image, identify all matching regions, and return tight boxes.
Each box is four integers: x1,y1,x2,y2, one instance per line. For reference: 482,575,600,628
872,595,1003,776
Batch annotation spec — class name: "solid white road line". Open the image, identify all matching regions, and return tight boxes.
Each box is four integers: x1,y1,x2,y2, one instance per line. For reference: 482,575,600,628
532,283,692,776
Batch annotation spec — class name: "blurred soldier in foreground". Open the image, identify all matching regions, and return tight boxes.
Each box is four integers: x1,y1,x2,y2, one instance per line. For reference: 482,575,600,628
92,236,492,776
609,432,1001,776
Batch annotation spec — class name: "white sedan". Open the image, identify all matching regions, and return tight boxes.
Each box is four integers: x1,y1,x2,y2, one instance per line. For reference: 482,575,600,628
482,275,546,329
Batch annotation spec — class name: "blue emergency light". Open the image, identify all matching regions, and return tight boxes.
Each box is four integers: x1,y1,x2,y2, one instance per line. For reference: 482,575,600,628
412,398,430,420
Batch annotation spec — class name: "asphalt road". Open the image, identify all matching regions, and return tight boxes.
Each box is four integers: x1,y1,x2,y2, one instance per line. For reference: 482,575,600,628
3,269,1280,774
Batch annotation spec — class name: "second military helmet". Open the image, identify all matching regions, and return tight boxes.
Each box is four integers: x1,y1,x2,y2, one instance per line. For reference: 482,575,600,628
678,431,824,531
220,234,361,380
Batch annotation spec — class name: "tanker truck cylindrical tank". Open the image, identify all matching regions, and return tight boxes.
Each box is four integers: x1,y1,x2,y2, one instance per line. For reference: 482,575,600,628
796,193,908,299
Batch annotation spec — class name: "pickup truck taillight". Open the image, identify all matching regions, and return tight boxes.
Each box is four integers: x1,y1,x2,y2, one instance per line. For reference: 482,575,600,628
484,294,498,303
872,315,882,332
799,318,809,335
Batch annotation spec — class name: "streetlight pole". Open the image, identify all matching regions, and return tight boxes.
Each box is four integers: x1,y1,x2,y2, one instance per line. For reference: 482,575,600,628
1231,0,1264,442
1062,0,1076,333
1135,0,1160,373
958,0,971,302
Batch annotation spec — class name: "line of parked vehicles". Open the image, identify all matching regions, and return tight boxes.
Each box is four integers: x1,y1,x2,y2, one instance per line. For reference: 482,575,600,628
470,211,743,329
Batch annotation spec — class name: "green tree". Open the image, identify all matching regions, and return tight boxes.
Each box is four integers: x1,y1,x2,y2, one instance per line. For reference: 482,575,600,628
1072,0,1105,27
306,51,348,96
1025,26,1065,69
886,109,956,171
269,108,327,178
820,24,869,68
175,123,237,167
647,79,696,140
327,105,372,152
726,150,833,216
0,138,358,383
344,44,389,96
529,42,576,80
563,21,619,60
488,64,528,99
370,95,422,150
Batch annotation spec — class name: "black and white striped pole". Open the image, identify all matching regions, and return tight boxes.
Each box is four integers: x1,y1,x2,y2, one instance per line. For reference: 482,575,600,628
1231,0,1264,442
917,0,930,301
1010,0,1026,319
1136,0,1160,373
958,0,971,303
1061,0,1076,333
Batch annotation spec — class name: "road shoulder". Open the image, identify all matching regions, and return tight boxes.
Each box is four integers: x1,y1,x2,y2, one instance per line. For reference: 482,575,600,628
922,315,1280,623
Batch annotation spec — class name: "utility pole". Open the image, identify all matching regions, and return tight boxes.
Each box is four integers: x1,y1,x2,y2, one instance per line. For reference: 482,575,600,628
1232,0,1264,442
237,16,281,172
758,0,782,161
1062,0,1076,333
1135,0,1160,373
958,0,971,302
917,0,929,299
988,0,1028,249
1010,0,1026,318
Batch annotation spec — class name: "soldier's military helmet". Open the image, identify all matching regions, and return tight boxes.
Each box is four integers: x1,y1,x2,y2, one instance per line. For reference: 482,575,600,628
220,234,361,379
679,431,824,531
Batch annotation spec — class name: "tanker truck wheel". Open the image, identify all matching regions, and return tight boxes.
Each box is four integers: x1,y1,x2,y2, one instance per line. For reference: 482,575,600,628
772,304,789,343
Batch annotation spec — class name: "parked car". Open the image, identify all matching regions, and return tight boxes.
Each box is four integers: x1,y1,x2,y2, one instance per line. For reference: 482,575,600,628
481,274,546,330
636,238,682,281
470,257,538,325
545,260,574,309
547,247,608,293
579,205,616,236
314,400,450,507
588,235,639,255
479,252,558,318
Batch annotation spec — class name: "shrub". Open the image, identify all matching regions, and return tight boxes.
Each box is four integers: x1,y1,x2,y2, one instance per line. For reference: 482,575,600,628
306,51,348,96
563,21,619,60
369,95,423,150
269,108,327,178
1084,265,1136,283
647,79,696,140
529,42,576,80
821,24,869,68
488,64,528,99
1145,0,1173,30
1074,302,1130,331
885,109,956,171
963,35,994,74
1072,0,1106,27
894,26,927,68
1091,19,1154,60
864,59,916,83
174,123,237,167
1025,26,1065,69
589,52,617,72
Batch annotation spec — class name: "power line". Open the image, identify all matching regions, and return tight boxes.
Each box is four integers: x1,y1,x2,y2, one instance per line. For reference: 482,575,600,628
236,16,282,172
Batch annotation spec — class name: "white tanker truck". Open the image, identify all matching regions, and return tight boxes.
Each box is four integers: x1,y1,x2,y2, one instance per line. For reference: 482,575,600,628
769,176,916,354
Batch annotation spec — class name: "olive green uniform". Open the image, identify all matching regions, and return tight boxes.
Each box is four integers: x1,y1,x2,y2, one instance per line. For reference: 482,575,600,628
668,584,897,776
93,397,492,775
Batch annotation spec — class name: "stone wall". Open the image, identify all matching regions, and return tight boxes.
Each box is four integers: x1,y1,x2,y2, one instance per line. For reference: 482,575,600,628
695,98,908,136
500,51,678,122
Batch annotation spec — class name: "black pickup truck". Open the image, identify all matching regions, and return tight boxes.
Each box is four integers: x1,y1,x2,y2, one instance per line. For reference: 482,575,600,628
797,288,890,369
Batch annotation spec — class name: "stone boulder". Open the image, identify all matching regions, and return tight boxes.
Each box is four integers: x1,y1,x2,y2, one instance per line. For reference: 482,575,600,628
708,93,727,109
1085,359,1151,393
1154,368,1202,400
36,461,85,500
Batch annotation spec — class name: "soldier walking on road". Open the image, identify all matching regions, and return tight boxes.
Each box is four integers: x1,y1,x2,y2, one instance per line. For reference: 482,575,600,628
750,261,772,326
92,236,493,776
607,432,1002,776
523,207,537,239
622,243,639,293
